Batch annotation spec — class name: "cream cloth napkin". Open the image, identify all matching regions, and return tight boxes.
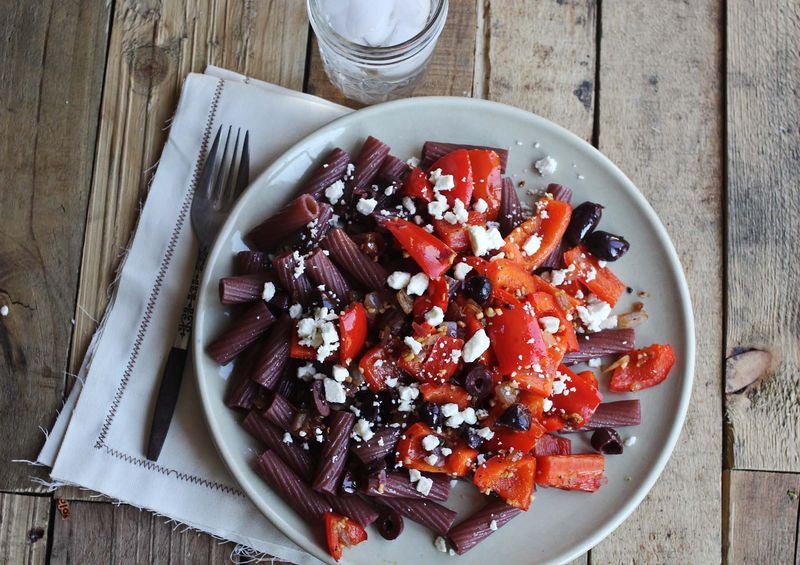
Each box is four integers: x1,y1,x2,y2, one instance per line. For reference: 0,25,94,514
37,66,352,563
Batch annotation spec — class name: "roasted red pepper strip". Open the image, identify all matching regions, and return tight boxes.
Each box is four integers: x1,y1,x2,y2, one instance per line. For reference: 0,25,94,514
533,434,572,456
609,344,675,392
339,303,367,366
468,149,503,220
399,334,464,383
503,198,571,271
381,217,456,280
563,246,626,306
546,365,603,429
325,512,367,562
402,166,433,202
429,149,474,206
396,422,477,476
358,342,405,392
419,382,470,410
473,453,537,510
412,276,450,327
487,295,547,375
432,211,486,253
535,454,606,492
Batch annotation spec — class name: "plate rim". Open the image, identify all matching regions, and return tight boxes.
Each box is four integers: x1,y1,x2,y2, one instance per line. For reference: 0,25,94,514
193,95,696,565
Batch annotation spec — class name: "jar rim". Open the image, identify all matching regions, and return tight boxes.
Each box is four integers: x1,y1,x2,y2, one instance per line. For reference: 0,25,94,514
307,0,448,64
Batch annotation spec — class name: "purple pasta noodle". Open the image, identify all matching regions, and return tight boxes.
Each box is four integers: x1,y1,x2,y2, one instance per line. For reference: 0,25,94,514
297,147,350,200
234,251,272,275
324,228,388,290
273,251,314,305
364,471,451,502
261,392,298,430
302,202,333,250
249,315,292,389
345,136,391,195
313,410,356,494
376,154,410,185
304,248,352,307
448,499,522,554
546,183,573,203
420,141,509,172
206,301,275,365
563,328,636,364
539,239,569,270
242,411,315,481
377,496,457,536
256,450,332,524
562,400,641,432
498,177,524,236
349,427,401,464
218,273,275,304
247,194,322,251
322,493,379,528
224,342,263,411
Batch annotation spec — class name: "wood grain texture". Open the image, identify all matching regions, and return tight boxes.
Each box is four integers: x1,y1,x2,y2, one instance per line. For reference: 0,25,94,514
725,470,800,564
48,500,256,565
0,0,111,491
483,0,597,141
0,493,50,564
305,0,478,107
725,0,800,472
590,1,724,562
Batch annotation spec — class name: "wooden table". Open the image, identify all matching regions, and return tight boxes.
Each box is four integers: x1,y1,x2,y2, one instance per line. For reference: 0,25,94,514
1,1,798,563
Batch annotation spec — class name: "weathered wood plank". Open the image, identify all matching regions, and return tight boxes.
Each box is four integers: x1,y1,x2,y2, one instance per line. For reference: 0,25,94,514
725,0,800,472
590,2,724,562
0,493,50,564
483,0,597,141
725,470,800,564
49,500,248,564
0,0,111,491
305,0,478,107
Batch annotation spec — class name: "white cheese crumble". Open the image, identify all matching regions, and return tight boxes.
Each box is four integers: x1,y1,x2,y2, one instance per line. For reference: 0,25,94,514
423,454,439,467
356,197,378,215
261,282,276,302
332,365,349,382
461,407,477,425
397,384,419,412
468,225,505,257
453,262,473,280
441,447,452,456
434,536,448,553
297,363,316,381
539,315,561,334
624,436,637,447
323,378,347,403
428,196,449,220
535,155,558,176
476,426,495,440
588,357,602,368
522,233,542,256
409,469,422,482
443,198,469,225
406,272,430,296
462,329,491,362
441,403,460,418
353,418,374,441
542,397,553,412
387,271,411,290
576,297,613,332
424,306,445,326
324,180,345,205
406,156,421,168
422,435,440,451
489,519,498,531
404,336,423,356
429,168,455,192
402,196,416,214
289,303,303,319
473,198,489,213
282,432,293,444
291,250,306,279
297,307,340,361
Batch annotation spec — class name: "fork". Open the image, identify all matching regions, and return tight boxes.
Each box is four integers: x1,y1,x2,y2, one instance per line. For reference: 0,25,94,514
146,125,250,461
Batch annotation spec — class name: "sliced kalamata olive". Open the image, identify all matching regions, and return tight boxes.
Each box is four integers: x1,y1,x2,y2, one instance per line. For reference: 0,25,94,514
465,275,492,305
564,202,604,247
377,508,404,540
464,365,493,403
591,427,624,454
496,403,532,431
445,275,462,299
418,402,442,427
584,230,630,261
463,426,485,449
375,390,396,422
310,380,330,417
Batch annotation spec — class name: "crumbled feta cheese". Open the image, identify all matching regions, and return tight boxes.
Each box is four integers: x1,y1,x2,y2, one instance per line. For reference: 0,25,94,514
434,536,448,553
552,371,571,396
423,454,439,467
323,378,347,403
461,407,477,425
292,250,306,279
289,303,303,319
356,197,378,215
624,436,637,447
489,520,498,531
476,453,486,466
539,315,561,334
453,262,473,280
261,282,275,302
429,168,455,192
542,397,553,412
576,297,613,332
584,266,597,282
404,336,423,356
441,447,452,456
588,357,602,368
547,268,569,286
353,419,374,441
297,307,340,361
422,435,440,451
424,306,445,326
406,272,429,296
598,260,607,268
398,384,420,412
346,163,355,178
522,234,542,256
476,427,495,440
446,413,464,428
324,180,345,205
387,271,411,290
463,329,491,362
332,365,349,382
476,409,489,420
450,349,462,363
409,469,422,482
406,156,421,168
297,363,316,381
441,403,460,418
600,315,618,330
428,197,449,220
473,198,488,213
535,156,558,176
402,196,416,214
282,432,293,444
377,437,385,446
468,225,492,256
443,198,468,225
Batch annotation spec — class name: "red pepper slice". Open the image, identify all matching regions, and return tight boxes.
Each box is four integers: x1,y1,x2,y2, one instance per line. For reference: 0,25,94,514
503,198,572,271
535,454,606,492
358,342,405,392
546,365,603,429
432,210,486,253
402,166,433,202
609,344,675,392
468,149,502,220
381,217,456,280
339,303,367,366
412,276,450,327
396,422,478,476
419,382,470,410
473,453,537,510
398,334,464,383
563,246,626,307
533,433,572,456
486,417,547,454
429,149,474,206
487,296,547,375
325,512,367,562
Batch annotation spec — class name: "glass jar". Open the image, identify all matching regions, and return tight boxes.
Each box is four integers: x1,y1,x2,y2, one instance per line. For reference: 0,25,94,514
307,0,448,104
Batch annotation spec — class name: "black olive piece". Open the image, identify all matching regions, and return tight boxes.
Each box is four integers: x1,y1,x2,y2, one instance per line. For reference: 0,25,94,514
464,275,492,305
591,427,624,454
355,389,379,420
377,508,404,540
418,402,443,427
496,403,532,431
564,202,604,247
310,380,330,417
463,426,485,449
584,230,630,261
464,365,494,403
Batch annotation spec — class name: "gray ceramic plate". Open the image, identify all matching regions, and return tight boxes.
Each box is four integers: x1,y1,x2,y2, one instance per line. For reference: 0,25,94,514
194,97,695,565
